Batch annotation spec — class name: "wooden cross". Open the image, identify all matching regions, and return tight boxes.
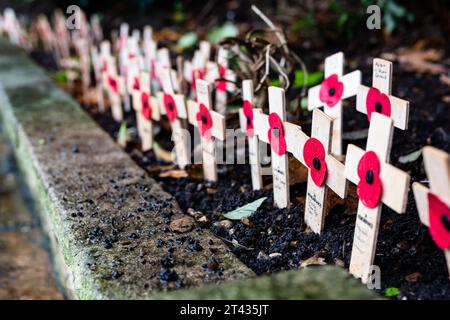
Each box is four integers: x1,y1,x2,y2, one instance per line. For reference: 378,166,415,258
282,108,348,234
103,57,125,122
308,52,361,157
184,47,209,100
214,47,236,115
157,68,190,169
239,79,263,190
356,58,409,130
187,79,226,181
253,87,290,208
413,147,450,276
132,72,161,151
345,112,410,283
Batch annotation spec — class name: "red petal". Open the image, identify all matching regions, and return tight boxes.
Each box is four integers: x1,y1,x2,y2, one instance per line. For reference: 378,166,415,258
319,74,344,107
428,193,450,250
163,93,178,123
357,174,382,208
312,160,327,186
141,92,151,120
133,77,140,91
243,100,254,137
303,138,326,168
357,151,381,179
196,103,212,138
267,113,286,156
366,87,392,121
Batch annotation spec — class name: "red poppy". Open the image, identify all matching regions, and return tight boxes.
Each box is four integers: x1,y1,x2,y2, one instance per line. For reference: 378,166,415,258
163,93,178,123
101,60,108,73
108,76,118,94
196,103,213,139
133,77,140,91
267,113,286,156
356,151,382,208
242,100,254,137
141,92,151,120
366,87,391,121
303,138,327,186
215,64,227,92
319,74,344,107
428,193,450,250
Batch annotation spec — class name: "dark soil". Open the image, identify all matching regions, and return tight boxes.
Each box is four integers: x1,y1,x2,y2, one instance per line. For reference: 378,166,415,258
26,0,450,301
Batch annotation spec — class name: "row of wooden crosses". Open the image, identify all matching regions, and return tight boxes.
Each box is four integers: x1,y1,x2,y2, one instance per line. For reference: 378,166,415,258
1,8,448,285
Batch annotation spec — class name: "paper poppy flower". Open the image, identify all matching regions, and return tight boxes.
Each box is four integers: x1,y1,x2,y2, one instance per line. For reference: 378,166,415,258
319,74,344,107
242,100,254,137
215,65,227,92
132,77,141,91
366,87,391,121
267,113,286,156
150,59,157,80
108,76,118,94
428,193,450,250
101,60,108,73
141,92,151,120
357,151,382,208
196,103,213,139
163,93,178,123
303,138,327,186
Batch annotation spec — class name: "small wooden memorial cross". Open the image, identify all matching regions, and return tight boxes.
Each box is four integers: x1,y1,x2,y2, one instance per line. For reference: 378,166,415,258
239,79,263,190
308,52,361,157
253,87,290,208
91,46,105,112
283,109,348,234
345,112,410,283
413,147,450,276
103,57,125,122
187,79,226,181
214,47,236,115
356,58,409,131
132,72,160,151
157,68,190,169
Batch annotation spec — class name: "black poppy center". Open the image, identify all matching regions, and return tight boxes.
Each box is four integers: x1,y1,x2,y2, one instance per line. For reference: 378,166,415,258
313,157,321,170
329,87,336,96
201,114,208,125
441,215,450,232
273,127,280,138
246,116,251,125
365,169,374,184
168,102,174,111
375,102,383,113
143,101,148,109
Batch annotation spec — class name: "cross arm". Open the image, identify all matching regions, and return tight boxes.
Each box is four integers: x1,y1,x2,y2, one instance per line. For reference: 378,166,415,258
423,146,450,201
356,85,409,130
342,70,362,100
253,112,270,144
187,99,226,141
307,84,323,111
412,182,430,227
150,96,161,121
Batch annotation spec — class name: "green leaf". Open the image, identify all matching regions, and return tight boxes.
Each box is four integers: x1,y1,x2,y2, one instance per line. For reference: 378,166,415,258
271,79,281,87
207,22,239,44
117,122,131,148
52,71,68,84
385,287,400,297
223,197,267,220
294,70,324,88
177,32,197,49
398,149,422,164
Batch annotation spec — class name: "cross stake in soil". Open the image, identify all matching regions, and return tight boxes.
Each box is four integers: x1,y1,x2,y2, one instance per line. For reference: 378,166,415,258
239,79,263,190
308,52,361,157
187,79,226,181
345,112,411,284
285,109,348,234
91,46,105,112
253,86,290,208
132,72,161,151
356,58,409,130
413,147,450,277
157,68,190,169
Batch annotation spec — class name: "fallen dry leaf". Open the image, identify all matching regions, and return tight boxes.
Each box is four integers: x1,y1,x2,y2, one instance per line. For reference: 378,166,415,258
159,169,188,178
440,74,450,87
405,272,422,283
382,46,446,75
240,217,255,228
300,255,327,268
170,216,195,233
